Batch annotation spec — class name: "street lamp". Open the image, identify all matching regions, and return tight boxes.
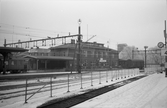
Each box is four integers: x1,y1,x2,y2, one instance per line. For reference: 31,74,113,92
144,46,148,68
77,19,82,73
78,19,81,26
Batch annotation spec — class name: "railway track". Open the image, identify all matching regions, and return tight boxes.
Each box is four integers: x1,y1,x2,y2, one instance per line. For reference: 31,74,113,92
0,72,108,100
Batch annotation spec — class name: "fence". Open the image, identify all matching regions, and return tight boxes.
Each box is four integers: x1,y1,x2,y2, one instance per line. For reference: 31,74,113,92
1,68,141,103
144,66,162,75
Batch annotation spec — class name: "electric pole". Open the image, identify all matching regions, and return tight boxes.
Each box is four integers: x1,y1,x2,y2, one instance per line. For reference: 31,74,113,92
165,20,167,77
77,19,81,73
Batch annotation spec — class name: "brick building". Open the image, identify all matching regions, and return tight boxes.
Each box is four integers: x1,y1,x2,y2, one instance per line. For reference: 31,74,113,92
50,40,119,70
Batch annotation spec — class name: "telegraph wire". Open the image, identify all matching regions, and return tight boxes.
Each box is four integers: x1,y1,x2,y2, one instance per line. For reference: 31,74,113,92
0,23,78,45
0,23,76,35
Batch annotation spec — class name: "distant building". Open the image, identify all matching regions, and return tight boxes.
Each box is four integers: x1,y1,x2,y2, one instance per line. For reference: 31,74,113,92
50,40,119,70
117,44,127,52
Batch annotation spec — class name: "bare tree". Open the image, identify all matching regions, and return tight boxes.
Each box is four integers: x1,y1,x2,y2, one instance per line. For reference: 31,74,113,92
119,46,139,60
147,47,163,65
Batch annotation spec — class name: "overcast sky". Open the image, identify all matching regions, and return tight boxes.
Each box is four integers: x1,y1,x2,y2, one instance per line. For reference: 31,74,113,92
0,0,167,50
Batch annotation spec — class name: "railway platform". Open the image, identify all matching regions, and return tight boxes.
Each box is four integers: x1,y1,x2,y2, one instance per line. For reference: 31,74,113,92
72,72,167,108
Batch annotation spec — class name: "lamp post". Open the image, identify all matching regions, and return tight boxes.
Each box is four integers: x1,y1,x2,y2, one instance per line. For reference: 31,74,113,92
77,19,81,73
132,49,134,60
164,20,167,77
144,46,148,68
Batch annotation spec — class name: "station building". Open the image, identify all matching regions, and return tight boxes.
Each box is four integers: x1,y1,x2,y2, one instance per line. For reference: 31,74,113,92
19,40,118,72
50,40,119,70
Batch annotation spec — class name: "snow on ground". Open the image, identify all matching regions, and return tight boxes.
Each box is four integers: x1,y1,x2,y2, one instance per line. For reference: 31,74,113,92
1,70,166,108
0,70,140,108
72,72,167,108
0,71,77,87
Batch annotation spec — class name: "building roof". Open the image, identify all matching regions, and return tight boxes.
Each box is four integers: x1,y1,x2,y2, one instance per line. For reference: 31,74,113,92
119,59,144,62
24,55,74,60
0,47,28,53
50,43,76,49
50,42,118,53
29,48,50,53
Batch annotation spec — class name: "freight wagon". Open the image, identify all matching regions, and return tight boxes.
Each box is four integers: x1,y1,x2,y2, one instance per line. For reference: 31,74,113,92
118,59,144,70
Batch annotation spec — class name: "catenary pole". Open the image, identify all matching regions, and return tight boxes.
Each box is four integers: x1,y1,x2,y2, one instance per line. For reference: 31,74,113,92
165,20,167,77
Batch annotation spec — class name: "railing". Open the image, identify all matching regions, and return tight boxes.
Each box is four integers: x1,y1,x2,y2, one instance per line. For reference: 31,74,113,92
144,67,162,75
0,68,141,103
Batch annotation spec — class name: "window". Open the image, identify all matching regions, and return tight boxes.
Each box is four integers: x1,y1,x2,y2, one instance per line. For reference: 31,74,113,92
5,61,8,65
95,51,98,57
83,51,87,57
112,54,114,58
98,52,101,58
88,51,92,57
11,61,14,65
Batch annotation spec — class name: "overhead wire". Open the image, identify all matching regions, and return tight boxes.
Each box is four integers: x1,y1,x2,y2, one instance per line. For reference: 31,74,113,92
0,23,78,46
0,23,76,35
0,26,78,48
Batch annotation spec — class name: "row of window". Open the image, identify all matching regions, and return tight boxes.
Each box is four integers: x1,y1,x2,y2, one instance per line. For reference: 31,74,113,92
29,51,118,59
28,53,49,56
5,60,24,66
28,50,118,59
82,53,116,58
51,51,117,58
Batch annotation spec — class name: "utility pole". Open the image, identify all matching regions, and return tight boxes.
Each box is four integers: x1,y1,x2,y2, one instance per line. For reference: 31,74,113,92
132,49,134,60
144,46,148,68
164,20,167,77
77,19,81,73
107,41,110,69
4,39,6,47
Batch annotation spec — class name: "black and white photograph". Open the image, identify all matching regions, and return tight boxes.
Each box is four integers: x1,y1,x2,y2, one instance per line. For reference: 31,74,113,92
0,0,167,108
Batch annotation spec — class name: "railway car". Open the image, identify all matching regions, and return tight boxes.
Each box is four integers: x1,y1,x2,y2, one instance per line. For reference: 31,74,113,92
118,59,144,70
0,57,27,74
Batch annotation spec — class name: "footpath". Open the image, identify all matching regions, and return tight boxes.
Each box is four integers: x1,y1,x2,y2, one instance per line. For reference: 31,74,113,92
72,72,167,108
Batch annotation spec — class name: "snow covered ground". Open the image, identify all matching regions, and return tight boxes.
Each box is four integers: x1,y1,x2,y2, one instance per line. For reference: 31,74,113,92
72,72,167,108
1,70,166,108
0,69,140,108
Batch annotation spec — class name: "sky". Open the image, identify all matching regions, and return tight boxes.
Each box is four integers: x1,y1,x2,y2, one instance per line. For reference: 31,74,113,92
0,0,167,50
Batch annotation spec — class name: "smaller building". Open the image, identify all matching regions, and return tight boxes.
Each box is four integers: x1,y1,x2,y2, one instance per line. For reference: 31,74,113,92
28,47,50,56
18,47,73,72
24,55,73,71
